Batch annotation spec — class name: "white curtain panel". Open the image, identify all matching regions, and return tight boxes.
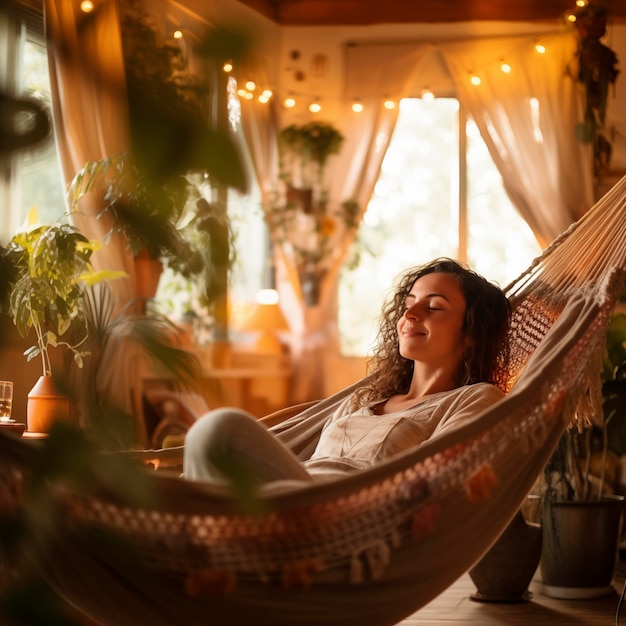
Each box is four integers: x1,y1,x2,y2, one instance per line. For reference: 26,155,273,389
440,31,594,246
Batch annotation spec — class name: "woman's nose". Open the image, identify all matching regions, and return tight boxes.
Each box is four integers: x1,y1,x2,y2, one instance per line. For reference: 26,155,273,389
404,303,420,320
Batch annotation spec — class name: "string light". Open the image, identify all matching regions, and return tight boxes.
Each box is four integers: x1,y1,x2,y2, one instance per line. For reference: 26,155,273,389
233,30,558,106
258,89,273,104
352,99,364,112
80,0,94,12
173,30,183,40
576,0,587,6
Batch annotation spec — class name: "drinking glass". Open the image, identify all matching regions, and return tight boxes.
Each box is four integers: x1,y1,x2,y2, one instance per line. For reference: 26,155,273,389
0,381,13,421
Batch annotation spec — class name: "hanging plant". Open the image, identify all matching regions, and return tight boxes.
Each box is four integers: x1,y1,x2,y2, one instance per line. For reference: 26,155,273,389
278,121,344,189
571,4,620,174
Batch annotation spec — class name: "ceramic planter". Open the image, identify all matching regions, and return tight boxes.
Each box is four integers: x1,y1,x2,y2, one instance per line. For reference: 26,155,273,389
27,375,70,433
469,510,542,603
540,495,624,599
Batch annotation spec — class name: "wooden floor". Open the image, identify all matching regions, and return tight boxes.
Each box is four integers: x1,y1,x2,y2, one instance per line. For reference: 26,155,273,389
399,564,626,625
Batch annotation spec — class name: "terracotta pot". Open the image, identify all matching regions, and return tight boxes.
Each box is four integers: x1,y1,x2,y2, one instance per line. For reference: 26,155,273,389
135,251,163,313
469,510,542,603
27,375,70,433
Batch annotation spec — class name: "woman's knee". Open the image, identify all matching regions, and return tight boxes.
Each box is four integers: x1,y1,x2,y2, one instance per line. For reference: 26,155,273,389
185,408,257,452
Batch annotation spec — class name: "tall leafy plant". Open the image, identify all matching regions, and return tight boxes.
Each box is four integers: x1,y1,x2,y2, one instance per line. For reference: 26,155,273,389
3,210,122,377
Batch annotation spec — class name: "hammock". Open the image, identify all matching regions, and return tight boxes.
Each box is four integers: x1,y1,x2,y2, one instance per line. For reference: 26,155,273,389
1,176,626,626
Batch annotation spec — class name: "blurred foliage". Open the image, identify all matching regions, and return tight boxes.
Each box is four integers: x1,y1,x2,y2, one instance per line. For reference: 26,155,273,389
603,310,626,455
0,421,154,625
68,156,235,304
0,0,258,622
74,283,202,450
119,0,249,188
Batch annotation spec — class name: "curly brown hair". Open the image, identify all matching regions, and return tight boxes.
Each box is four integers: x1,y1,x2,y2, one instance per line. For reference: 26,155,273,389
354,258,511,407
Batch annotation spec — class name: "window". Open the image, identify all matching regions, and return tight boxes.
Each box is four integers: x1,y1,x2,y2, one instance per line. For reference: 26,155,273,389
1,13,64,242
339,98,543,356
18,37,64,225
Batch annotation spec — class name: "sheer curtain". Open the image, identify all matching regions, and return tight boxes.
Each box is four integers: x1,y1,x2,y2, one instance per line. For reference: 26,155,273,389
44,0,140,415
270,43,434,402
440,31,594,246
45,0,136,306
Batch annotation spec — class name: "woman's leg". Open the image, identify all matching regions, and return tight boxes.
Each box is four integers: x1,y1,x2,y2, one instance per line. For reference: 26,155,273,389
183,407,313,484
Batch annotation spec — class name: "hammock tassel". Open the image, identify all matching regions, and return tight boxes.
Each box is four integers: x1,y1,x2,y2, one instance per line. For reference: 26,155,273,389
350,540,391,583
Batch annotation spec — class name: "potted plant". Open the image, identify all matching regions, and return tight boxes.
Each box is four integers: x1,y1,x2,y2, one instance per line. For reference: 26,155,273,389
271,122,358,306
570,3,620,175
68,154,234,311
278,121,344,210
73,282,202,451
538,302,626,599
0,209,123,432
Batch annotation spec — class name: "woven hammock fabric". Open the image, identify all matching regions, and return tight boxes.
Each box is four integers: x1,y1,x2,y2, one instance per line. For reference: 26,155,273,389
1,176,626,625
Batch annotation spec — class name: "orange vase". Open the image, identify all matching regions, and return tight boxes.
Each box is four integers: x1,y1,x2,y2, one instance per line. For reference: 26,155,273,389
134,250,163,313
27,375,70,434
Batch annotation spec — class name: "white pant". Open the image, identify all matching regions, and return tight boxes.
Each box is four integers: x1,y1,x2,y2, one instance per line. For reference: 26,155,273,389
183,408,313,485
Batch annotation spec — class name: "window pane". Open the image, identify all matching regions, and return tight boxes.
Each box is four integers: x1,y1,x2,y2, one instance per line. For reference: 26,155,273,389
465,118,541,286
339,98,460,357
19,38,65,225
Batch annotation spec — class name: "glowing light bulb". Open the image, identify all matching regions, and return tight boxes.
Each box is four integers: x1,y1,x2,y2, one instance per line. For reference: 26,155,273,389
421,89,434,102
470,75,481,86
500,62,512,74
257,289,279,305
284,97,296,108
383,99,396,110
173,30,183,40
576,0,587,7
80,0,94,12
245,81,256,91
352,101,364,112
309,102,321,113
535,43,546,54
223,61,233,73
567,13,577,23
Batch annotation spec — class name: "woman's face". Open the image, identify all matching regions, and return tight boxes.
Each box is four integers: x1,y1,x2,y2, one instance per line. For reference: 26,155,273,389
397,272,467,371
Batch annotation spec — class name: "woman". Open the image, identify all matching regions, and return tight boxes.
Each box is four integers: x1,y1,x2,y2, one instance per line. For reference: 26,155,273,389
184,258,511,486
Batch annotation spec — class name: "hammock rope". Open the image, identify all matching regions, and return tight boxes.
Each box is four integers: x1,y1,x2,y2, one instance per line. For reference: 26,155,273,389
0,176,625,626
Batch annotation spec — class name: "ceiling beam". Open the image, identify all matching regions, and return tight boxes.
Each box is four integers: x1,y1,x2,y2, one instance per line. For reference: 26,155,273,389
236,0,626,25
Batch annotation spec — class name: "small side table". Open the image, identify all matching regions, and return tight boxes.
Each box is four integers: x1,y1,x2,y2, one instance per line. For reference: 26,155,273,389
0,420,26,436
